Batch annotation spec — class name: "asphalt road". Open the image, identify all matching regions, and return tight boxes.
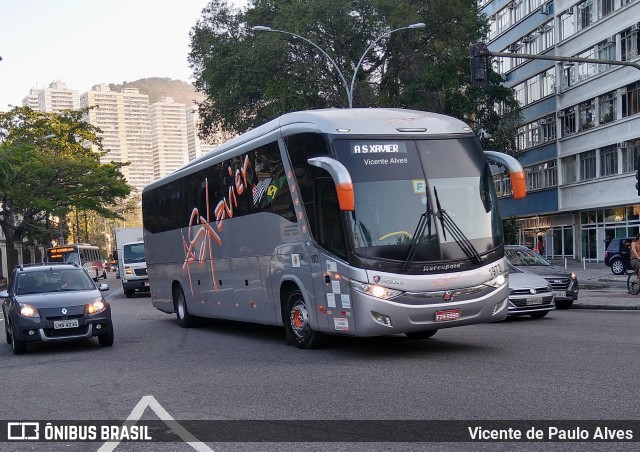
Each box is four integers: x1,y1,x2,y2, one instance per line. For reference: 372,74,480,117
0,273,638,452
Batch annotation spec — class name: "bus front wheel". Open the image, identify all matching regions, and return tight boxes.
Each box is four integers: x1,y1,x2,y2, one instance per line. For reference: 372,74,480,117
174,286,197,328
285,291,323,349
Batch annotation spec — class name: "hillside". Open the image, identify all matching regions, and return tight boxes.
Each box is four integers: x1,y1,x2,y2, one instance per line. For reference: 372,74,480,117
109,77,205,107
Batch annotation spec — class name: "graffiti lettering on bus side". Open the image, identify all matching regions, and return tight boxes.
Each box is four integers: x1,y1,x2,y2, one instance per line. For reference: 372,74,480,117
181,156,251,296
431,273,461,291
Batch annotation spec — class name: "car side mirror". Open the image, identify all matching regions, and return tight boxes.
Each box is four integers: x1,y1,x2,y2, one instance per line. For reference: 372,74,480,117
98,284,109,292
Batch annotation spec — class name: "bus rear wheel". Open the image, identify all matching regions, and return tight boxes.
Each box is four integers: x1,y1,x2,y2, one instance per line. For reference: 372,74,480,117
285,291,323,349
174,286,197,328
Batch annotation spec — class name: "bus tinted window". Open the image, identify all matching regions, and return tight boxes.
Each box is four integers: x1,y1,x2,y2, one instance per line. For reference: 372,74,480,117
143,140,295,234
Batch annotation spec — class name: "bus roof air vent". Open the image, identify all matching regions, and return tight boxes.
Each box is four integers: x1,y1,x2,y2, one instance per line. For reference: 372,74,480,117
396,128,427,132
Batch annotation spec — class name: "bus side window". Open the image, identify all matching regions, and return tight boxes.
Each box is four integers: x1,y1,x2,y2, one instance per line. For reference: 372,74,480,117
314,178,347,260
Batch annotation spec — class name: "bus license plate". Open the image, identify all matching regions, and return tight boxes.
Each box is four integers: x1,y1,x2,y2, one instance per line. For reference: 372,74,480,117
553,291,566,298
526,298,543,305
54,319,79,329
435,309,461,322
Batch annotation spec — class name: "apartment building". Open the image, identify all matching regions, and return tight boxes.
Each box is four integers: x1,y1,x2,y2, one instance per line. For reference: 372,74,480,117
186,108,216,161
22,80,80,113
150,97,189,179
481,0,640,261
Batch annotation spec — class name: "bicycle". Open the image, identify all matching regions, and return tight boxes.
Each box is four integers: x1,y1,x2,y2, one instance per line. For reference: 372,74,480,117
626,270,640,295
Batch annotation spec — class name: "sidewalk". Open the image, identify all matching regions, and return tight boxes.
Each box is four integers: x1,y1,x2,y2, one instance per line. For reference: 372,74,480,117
548,259,640,310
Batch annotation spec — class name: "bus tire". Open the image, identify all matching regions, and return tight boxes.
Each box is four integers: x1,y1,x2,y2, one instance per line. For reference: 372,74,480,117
405,330,438,339
174,286,197,328
285,291,323,349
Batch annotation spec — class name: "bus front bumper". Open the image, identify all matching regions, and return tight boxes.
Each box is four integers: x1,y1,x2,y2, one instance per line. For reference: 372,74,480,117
340,284,509,337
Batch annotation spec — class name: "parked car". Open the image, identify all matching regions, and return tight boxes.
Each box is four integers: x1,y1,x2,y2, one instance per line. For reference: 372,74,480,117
0,262,113,355
504,245,579,309
604,237,634,275
507,264,555,318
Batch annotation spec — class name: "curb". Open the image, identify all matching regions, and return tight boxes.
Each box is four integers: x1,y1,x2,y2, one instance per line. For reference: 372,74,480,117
572,304,640,310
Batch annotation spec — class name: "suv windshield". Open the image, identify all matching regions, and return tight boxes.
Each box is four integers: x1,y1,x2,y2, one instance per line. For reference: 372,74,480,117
334,137,502,264
505,248,551,267
16,269,96,295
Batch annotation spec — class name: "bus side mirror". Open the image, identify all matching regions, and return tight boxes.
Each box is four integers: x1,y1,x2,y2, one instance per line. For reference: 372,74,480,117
484,151,526,200
307,157,355,211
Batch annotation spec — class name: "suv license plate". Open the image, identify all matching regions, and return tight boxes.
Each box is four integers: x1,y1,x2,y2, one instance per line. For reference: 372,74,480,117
553,291,566,297
54,319,79,329
435,309,461,322
526,297,543,305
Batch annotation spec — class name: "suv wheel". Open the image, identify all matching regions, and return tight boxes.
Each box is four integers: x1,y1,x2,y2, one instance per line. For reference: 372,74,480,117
610,258,625,275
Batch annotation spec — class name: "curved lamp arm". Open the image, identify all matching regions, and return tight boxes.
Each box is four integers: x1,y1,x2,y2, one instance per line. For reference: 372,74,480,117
252,26,351,107
348,23,425,108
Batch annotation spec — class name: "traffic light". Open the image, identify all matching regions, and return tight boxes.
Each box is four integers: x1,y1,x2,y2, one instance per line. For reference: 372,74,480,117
636,155,640,196
470,43,489,86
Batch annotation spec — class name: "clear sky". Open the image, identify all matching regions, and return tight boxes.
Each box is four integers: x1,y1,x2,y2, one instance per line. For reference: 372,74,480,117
0,0,247,112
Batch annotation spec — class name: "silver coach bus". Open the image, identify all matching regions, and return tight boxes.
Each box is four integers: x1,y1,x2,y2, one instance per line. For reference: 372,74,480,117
142,109,526,348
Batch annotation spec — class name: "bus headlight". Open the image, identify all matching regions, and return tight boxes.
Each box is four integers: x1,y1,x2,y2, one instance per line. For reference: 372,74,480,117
485,274,506,288
349,280,402,300
87,299,107,314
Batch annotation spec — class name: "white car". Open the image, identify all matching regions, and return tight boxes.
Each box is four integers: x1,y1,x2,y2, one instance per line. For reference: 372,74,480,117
507,264,555,318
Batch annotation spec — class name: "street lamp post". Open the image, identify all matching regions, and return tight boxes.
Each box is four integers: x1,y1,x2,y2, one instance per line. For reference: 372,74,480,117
252,22,426,108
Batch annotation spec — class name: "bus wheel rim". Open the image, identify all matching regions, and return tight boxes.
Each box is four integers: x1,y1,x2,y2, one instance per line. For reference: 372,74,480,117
290,300,308,339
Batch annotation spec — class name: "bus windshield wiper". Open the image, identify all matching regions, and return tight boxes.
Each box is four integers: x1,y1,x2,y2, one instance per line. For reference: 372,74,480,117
401,206,433,272
433,187,483,264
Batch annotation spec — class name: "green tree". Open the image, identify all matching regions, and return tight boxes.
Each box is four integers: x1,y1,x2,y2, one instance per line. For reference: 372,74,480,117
0,106,131,271
502,216,520,245
189,0,520,149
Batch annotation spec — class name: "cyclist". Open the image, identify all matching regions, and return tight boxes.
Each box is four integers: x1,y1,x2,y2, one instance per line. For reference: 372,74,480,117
630,233,640,279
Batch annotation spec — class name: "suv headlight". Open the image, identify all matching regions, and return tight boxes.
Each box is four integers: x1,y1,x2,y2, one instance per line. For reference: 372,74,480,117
87,299,107,314
18,304,39,318
349,280,402,300
485,274,507,288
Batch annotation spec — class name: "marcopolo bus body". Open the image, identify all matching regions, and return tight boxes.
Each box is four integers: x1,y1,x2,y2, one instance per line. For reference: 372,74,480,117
142,109,525,348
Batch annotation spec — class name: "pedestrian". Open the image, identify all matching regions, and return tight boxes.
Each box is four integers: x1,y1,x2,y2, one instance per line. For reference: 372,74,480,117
630,233,640,277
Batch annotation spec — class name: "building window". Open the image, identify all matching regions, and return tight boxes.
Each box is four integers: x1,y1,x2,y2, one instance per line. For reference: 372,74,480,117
623,140,640,172
598,0,615,18
578,100,595,131
621,25,640,61
622,81,640,117
527,76,541,103
598,91,616,124
541,114,557,142
577,0,593,31
539,21,554,51
560,10,575,41
599,145,618,177
560,107,577,136
562,155,577,184
526,160,557,191
541,67,555,97
580,150,597,181
576,47,597,82
597,39,615,73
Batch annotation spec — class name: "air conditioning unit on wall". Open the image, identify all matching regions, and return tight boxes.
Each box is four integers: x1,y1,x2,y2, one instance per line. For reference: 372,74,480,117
541,3,550,15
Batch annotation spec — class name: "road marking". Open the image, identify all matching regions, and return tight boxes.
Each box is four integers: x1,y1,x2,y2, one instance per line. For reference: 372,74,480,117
105,289,122,302
97,395,214,452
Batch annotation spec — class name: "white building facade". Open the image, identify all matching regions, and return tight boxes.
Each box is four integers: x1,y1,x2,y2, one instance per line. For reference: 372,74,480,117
150,97,189,179
482,0,640,261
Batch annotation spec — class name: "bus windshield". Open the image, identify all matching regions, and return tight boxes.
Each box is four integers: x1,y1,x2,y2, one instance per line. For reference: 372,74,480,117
334,138,502,263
